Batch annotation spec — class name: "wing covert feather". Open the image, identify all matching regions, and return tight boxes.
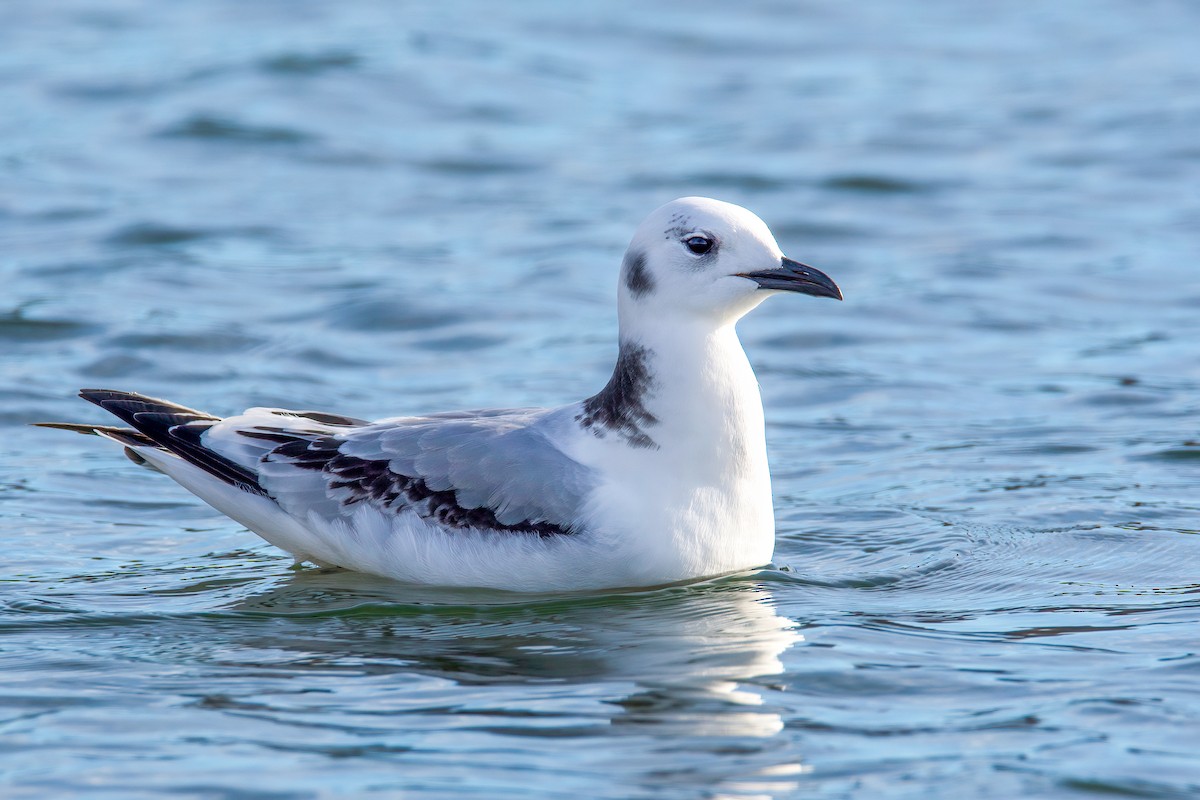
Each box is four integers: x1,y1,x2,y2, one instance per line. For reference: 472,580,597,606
256,407,592,534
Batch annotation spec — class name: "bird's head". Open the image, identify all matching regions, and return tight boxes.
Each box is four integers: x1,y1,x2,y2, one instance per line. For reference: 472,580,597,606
619,197,841,325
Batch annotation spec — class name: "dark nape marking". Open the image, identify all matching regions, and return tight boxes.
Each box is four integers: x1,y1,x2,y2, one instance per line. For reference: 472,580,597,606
623,250,654,298
576,342,659,449
266,435,571,538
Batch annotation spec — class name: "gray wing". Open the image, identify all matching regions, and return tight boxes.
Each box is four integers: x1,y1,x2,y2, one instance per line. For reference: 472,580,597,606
249,407,593,536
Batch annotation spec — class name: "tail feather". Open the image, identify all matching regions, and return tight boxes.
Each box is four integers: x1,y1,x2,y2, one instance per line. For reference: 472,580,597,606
31,422,153,444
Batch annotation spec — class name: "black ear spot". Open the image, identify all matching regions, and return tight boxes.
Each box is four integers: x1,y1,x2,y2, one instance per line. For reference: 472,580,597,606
623,250,654,298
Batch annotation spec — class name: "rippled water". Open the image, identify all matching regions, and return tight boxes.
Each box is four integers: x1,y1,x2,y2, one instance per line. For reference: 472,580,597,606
3,1,1199,797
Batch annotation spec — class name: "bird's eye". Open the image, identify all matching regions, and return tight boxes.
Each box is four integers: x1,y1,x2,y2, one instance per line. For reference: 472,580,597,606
685,236,714,255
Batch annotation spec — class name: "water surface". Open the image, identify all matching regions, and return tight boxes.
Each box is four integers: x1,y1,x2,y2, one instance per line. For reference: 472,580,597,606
2,1,1199,797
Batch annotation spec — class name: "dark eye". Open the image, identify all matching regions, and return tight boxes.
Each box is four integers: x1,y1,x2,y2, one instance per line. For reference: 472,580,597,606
685,236,713,255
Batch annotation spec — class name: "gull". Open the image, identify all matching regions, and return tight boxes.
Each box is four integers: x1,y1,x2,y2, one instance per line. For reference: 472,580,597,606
38,197,842,592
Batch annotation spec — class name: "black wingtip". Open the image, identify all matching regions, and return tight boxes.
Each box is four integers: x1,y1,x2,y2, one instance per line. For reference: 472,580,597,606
73,387,267,497
79,389,217,420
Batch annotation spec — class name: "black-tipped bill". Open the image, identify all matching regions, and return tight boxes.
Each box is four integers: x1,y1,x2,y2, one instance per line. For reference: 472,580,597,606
738,257,843,300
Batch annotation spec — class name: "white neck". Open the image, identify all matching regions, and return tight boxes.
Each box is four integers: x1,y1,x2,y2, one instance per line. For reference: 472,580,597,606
613,307,767,480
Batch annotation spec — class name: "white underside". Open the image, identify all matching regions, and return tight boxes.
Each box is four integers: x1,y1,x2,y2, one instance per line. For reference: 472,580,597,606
133,439,771,592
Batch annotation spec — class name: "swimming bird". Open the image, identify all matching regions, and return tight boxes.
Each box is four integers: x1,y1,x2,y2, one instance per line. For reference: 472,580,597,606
38,197,842,592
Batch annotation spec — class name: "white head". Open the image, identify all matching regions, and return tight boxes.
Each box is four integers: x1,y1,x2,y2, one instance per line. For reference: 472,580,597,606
618,197,841,326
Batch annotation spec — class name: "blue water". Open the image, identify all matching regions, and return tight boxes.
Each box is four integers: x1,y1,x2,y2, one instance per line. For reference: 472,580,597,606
3,1,1200,797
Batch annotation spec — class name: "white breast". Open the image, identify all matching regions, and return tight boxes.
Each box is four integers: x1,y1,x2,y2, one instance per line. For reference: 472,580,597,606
567,324,776,586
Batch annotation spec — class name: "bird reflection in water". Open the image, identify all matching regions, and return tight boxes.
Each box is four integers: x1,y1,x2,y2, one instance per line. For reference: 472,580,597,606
215,571,809,795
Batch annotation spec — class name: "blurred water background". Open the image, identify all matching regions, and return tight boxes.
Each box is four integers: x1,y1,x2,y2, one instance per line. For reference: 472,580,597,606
2,1,1199,797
